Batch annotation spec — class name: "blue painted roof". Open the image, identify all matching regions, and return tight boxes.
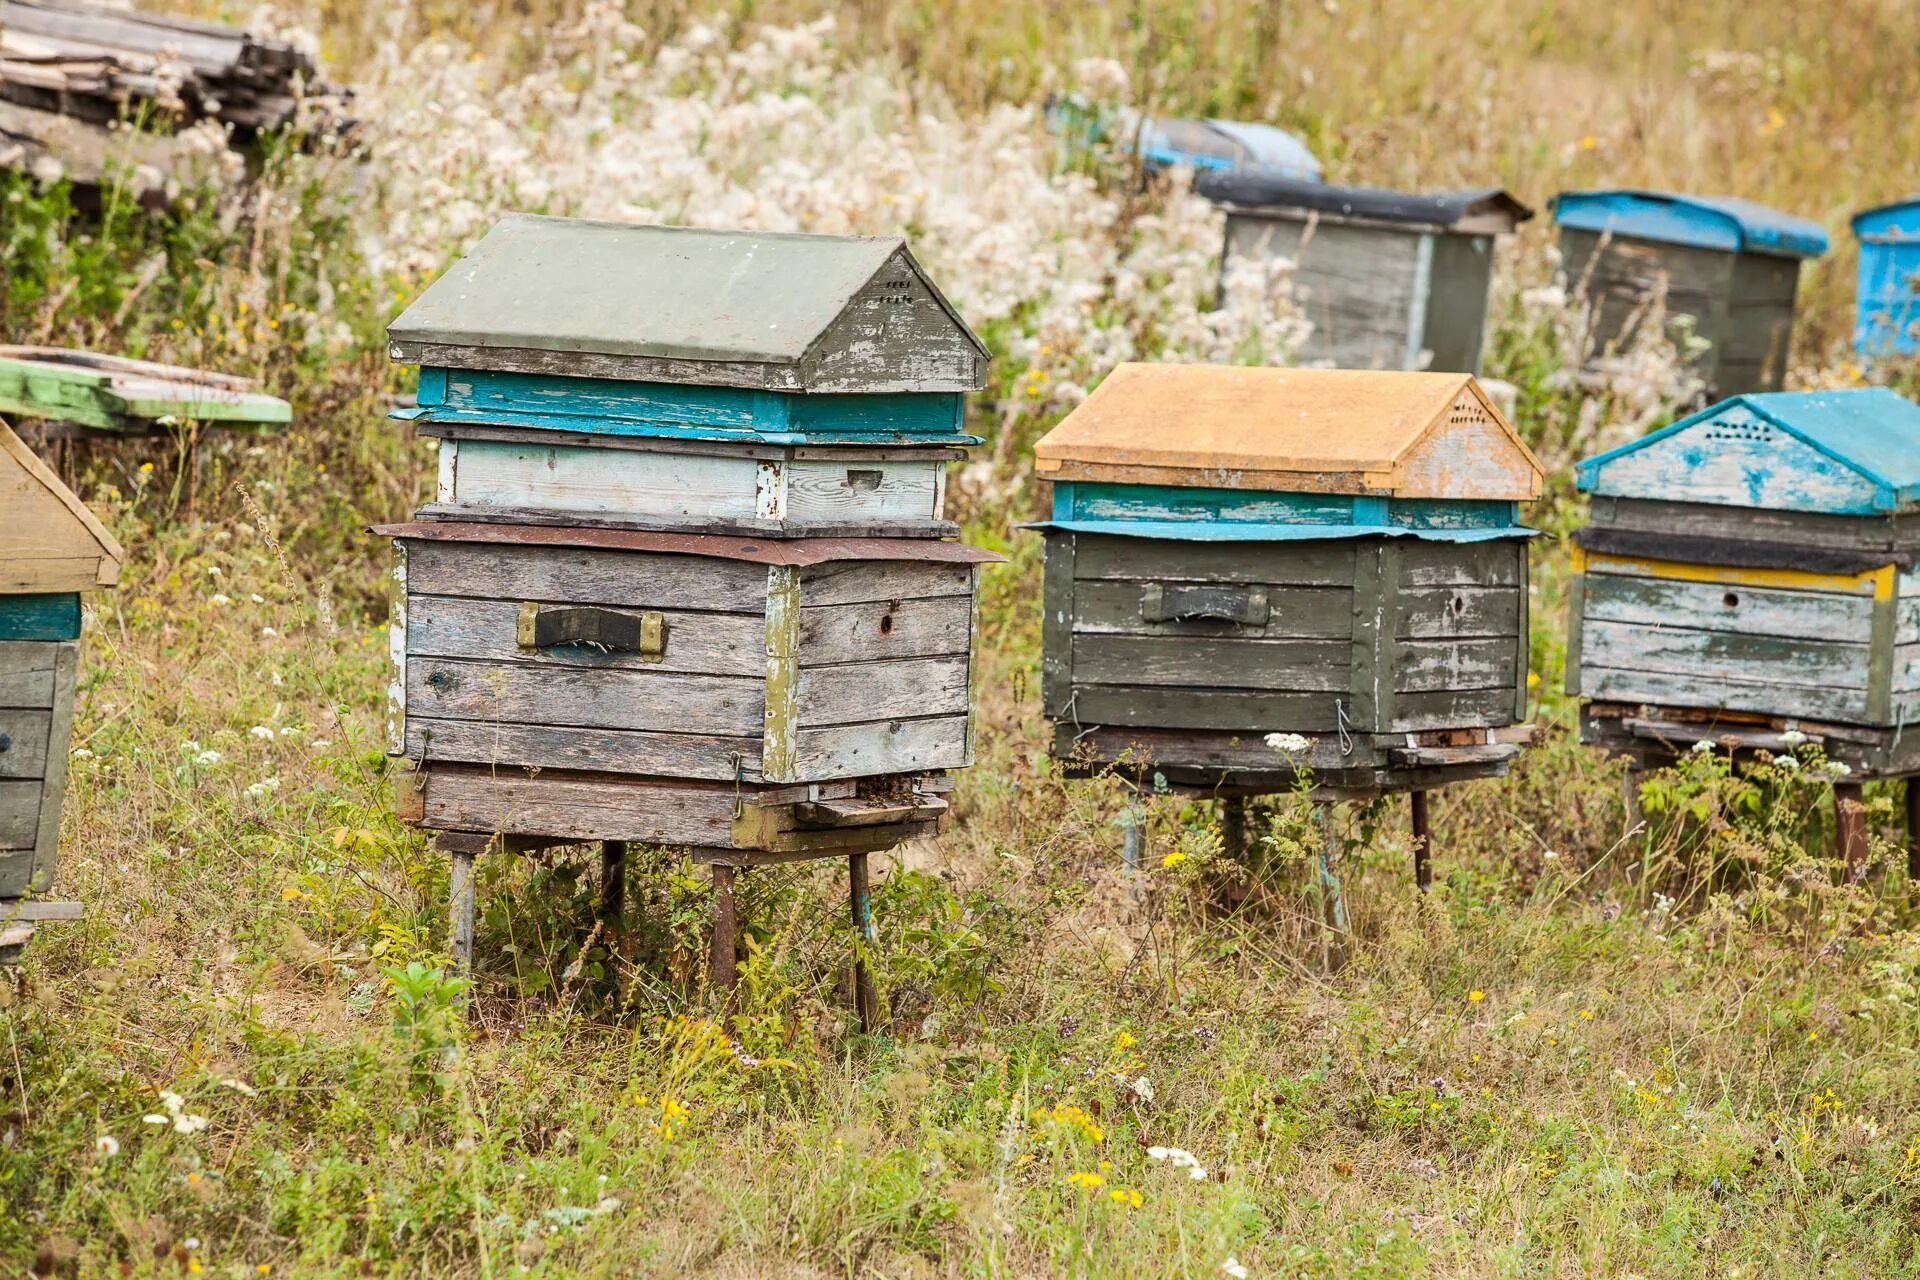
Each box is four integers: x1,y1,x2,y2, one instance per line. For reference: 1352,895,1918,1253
1043,97,1321,182
1854,199,1920,243
1553,190,1829,258
1576,388,1920,505
1030,520,1531,543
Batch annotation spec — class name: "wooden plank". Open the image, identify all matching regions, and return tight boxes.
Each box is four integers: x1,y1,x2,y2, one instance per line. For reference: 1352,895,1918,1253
1513,542,1532,720
793,715,971,778
762,566,800,782
1072,535,1354,586
1565,571,1586,699
798,559,974,607
1389,687,1518,732
1070,686,1344,733
0,593,81,641
19,641,67,894
0,899,82,922
1588,496,1915,555
1579,550,1889,597
1583,666,1871,725
1071,579,1352,639
783,458,943,523
405,718,764,782
440,438,763,519
1581,618,1871,687
401,540,771,613
1581,571,1875,642
1870,589,1897,723
0,709,51,779
405,595,765,678
1042,533,1075,717
1397,539,1521,587
405,657,765,737
1069,634,1351,691
0,642,58,708
420,769,739,846
797,595,973,663
1229,216,1421,370
1419,231,1498,373
797,655,970,725
0,780,39,849
1348,542,1392,733
1393,639,1515,694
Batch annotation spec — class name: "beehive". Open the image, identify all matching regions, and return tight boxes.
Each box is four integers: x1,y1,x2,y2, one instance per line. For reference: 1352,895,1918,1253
382,215,996,1008
1570,387,1920,777
1032,364,1543,798
0,418,122,957
1194,172,1531,374
1853,199,1920,357
1552,190,1829,396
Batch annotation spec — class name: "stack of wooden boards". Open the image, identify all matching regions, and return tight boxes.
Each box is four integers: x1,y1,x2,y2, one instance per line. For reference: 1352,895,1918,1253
0,0,340,198
0,346,290,437
379,214,998,1010
1031,363,1544,887
0,415,120,962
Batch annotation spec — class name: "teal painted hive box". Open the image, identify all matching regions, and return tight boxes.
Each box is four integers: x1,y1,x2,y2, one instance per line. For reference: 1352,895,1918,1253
1030,363,1544,796
1569,387,1920,778
0,420,123,958
1853,200,1920,358
1552,190,1829,397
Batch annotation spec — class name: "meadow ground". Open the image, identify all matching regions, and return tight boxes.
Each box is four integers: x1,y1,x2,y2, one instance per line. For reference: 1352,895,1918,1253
5,1,1920,1275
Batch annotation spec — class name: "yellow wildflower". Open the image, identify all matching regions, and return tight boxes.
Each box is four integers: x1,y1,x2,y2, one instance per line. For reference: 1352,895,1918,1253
1109,1186,1142,1208
1067,1171,1106,1190
1161,852,1187,869
1468,990,1486,1004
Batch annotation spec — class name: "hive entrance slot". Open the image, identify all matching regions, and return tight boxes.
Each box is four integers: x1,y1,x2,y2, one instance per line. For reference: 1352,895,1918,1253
1723,591,1740,609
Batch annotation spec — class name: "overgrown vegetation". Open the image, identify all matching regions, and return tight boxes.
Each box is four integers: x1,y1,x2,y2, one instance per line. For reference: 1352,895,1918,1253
6,1,1920,1275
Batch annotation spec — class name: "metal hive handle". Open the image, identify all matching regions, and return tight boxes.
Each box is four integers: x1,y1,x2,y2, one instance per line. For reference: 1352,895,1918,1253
1140,583,1271,626
517,602,667,662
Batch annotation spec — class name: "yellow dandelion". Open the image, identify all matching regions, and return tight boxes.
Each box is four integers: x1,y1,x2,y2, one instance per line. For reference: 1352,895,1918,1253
1114,1030,1137,1050
1161,852,1187,869
1067,1171,1106,1190
1109,1186,1142,1208
1468,990,1486,1003
1578,134,1598,151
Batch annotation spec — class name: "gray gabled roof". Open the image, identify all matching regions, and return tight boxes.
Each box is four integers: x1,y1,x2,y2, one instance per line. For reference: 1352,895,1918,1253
387,214,990,393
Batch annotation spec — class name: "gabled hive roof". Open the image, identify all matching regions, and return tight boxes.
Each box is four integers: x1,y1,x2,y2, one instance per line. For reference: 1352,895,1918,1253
388,215,990,394
1033,363,1543,500
1,417,123,593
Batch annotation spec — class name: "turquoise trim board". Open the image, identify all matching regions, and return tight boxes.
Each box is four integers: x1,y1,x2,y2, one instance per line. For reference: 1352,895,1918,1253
1853,200,1920,356
404,367,979,444
1037,484,1532,542
1576,389,1920,514
1553,190,1829,259
0,593,82,641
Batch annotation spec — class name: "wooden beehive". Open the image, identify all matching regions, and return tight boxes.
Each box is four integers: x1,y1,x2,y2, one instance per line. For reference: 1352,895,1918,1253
0,418,121,955
383,216,996,1006
1570,387,1920,778
1032,364,1543,796
1853,199,1920,358
1195,172,1531,374
1552,190,1829,397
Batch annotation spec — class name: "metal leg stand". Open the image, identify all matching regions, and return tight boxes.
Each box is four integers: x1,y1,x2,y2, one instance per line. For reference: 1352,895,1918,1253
849,852,879,1033
1121,803,1145,873
599,840,627,938
1835,781,1868,884
1410,789,1433,893
1221,796,1249,861
710,863,738,993
1314,801,1349,973
449,850,476,975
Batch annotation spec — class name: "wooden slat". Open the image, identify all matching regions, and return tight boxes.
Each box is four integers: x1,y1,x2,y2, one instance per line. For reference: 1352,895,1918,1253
405,595,765,677
783,458,943,523
23,642,74,895
796,655,969,726
406,719,764,782
797,596,972,663
1393,639,1515,694
797,559,974,607
421,770,738,846
1072,535,1354,586
1390,686,1518,732
0,641,58,707
405,657,765,737
402,540,770,613
1071,686,1345,733
1582,571,1874,643
1042,533,1075,718
793,715,970,778
0,780,39,850
1071,579,1351,639
0,709,51,778
1580,618,1870,687
1583,666,1870,724
1397,539,1521,587
1070,633,1351,690
1395,585,1522,638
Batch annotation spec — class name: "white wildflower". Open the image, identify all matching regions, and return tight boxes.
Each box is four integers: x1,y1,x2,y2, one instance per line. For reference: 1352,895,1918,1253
260,627,278,638
1780,729,1807,747
142,1114,169,1126
210,593,232,606
245,778,281,800
1147,1145,1210,1181
219,1077,257,1097
1264,732,1312,755
249,593,265,604
194,750,222,767
1221,1260,1249,1279
309,739,333,751
1776,756,1800,771
1691,739,1715,754
95,1134,120,1157
248,726,276,741
1828,761,1853,777
1131,1076,1155,1103
69,747,93,761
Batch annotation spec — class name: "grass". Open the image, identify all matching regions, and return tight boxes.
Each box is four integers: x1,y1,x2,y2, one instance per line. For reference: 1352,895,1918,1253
8,1,1920,1276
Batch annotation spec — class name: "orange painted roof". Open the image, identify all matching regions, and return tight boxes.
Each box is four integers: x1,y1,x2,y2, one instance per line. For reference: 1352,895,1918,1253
1033,363,1543,499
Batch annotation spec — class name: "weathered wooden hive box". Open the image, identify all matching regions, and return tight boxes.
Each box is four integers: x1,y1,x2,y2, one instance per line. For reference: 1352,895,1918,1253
1552,190,1828,396
1853,200,1920,357
382,215,996,860
1570,387,1920,773
1,419,122,954
1194,172,1531,374
1032,363,1543,794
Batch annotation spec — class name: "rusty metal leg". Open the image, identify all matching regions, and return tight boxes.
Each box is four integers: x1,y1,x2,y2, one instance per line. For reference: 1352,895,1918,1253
849,852,879,1033
599,840,626,936
1410,789,1433,893
1835,782,1868,884
1906,779,1920,883
710,863,738,993
1314,802,1349,973
449,849,476,975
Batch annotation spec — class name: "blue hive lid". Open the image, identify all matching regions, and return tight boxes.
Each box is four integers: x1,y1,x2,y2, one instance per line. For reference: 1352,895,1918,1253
1853,199,1920,244
1553,190,1829,259
1577,388,1920,513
